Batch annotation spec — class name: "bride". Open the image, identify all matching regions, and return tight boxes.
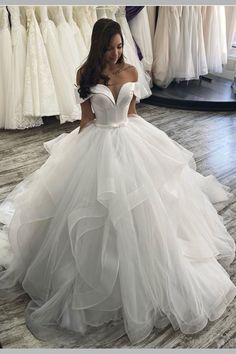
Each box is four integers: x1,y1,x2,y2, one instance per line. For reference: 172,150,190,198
0,18,235,345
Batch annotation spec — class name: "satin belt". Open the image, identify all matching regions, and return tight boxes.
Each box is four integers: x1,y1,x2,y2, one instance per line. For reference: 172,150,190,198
95,120,128,128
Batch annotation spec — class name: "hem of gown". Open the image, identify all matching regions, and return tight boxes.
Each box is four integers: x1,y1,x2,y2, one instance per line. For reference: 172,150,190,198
22,282,236,345
125,284,236,344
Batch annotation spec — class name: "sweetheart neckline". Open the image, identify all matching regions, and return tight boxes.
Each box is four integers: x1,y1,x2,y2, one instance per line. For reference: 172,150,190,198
93,81,137,104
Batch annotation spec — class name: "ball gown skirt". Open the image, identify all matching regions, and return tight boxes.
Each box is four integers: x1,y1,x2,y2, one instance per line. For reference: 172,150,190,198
0,81,235,344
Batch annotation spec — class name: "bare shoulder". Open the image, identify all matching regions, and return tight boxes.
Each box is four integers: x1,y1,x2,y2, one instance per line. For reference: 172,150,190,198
121,63,138,82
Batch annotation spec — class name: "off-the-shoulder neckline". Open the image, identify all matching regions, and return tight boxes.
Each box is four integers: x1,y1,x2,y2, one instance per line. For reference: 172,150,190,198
94,81,138,104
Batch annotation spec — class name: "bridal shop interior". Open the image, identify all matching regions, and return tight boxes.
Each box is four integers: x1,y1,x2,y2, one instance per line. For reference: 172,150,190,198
0,5,236,349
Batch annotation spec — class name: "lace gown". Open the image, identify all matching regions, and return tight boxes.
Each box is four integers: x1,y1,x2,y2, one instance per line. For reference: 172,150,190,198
23,7,59,120
0,81,235,344
38,6,81,124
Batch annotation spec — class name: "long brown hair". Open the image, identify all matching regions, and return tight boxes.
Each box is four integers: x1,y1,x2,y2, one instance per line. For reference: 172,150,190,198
77,18,124,99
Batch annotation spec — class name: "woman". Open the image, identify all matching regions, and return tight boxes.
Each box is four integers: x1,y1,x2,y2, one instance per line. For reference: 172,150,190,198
0,18,235,345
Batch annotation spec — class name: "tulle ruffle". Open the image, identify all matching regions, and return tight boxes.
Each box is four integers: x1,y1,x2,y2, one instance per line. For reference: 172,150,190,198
0,115,235,344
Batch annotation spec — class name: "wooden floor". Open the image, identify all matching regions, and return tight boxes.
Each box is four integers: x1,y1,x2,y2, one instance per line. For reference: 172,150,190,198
0,104,236,348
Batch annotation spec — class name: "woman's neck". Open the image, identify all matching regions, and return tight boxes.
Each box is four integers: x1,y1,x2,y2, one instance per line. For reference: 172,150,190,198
103,62,124,75
104,63,118,72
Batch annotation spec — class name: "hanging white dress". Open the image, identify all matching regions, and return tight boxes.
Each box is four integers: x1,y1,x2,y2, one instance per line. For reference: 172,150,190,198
0,7,12,129
153,6,208,86
83,5,94,28
96,6,108,20
177,6,208,81
19,6,27,28
0,81,235,344
146,6,156,46
128,7,153,73
218,6,227,65
105,6,118,21
88,6,97,27
115,6,137,55
48,6,82,85
202,6,223,73
152,6,171,87
225,6,236,51
191,6,208,79
73,7,92,50
63,6,88,66
5,6,37,129
115,7,152,97
175,6,195,80
168,6,182,82
38,6,81,124
23,7,59,120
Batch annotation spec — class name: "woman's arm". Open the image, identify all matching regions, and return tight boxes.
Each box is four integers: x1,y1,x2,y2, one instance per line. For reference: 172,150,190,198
77,68,95,133
79,99,95,133
126,66,139,118
128,95,138,117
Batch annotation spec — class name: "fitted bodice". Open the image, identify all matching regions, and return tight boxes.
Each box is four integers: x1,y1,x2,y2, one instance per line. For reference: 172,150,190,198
76,81,140,128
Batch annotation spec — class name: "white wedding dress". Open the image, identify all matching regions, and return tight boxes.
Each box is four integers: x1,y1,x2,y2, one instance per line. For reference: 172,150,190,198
105,6,119,22
0,81,235,344
152,6,171,87
88,6,97,27
63,6,88,66
49,6,82,86
5,6,38,130
73,7,92,51
115,7,152,96
38,6,81,124
191,6,208,79
202,6,225,73
175,6,195,81
23,7,59,120
146,6,156,46
96,6,108,20
128,7,153,72
0,6,12,129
